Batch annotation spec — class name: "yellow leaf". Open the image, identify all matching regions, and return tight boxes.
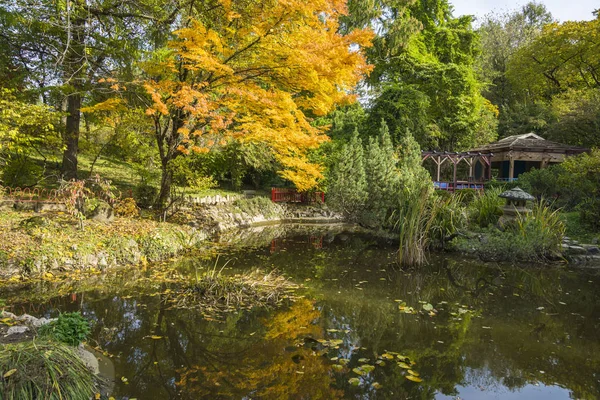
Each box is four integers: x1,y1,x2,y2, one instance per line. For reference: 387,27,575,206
150,335,163,340
3,369,17,378
405,375,423,383
95,393,101,399
408,370,420,376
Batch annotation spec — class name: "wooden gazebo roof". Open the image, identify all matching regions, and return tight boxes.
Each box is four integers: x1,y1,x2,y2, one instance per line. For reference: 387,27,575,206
468,133,588,155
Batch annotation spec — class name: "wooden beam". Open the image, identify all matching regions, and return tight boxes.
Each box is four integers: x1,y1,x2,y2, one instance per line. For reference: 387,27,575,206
509,157,515,180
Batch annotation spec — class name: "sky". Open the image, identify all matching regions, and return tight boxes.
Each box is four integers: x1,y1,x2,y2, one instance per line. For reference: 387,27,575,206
450,0,598,23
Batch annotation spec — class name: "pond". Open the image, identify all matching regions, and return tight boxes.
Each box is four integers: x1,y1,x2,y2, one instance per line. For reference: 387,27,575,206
4,226,600,399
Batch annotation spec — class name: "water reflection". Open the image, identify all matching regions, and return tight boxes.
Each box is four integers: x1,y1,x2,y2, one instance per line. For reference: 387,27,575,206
4,228,600,399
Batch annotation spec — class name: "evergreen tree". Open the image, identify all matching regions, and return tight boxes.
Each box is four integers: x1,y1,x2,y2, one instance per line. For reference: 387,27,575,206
363,119,399,227
328,129,368,219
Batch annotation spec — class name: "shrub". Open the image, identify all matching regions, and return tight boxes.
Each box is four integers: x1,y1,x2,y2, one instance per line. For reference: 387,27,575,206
134,182,158,209
0,340,96,400
114,197,140,218
469,188,504,228
517,166,563,201
429,192,468,249
38,312,91,346
462,201,564,262
231,196,281,218
456,188,478,205
1,156,44,187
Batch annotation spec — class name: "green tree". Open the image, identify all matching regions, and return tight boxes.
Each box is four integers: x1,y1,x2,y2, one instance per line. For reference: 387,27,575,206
0,0,168,179
363,119,399,227
366,2,498,150
328,129,368,219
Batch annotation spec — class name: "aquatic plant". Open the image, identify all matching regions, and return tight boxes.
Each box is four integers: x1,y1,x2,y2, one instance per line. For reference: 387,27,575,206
394,131,435,266
429,192,468,249
468,187,504,228
38,312,90,346
0,340,96,399
462,200,565,262
174,269,298,316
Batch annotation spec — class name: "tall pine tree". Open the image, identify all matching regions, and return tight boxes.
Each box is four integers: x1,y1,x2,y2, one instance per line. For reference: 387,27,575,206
328,129,367,219
363,119,399,227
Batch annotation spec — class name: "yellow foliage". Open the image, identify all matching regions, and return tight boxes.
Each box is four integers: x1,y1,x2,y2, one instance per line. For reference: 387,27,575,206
144,0,373,190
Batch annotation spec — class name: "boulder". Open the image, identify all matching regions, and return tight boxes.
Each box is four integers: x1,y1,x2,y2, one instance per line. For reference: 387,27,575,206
7,325,29,335
76,346,100,375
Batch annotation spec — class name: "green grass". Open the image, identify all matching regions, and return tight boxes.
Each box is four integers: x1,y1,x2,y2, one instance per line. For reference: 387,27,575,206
0,340,96,399
561,211,600,243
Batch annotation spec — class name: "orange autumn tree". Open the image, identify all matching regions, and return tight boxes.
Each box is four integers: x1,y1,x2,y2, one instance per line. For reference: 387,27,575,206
143,0,373,205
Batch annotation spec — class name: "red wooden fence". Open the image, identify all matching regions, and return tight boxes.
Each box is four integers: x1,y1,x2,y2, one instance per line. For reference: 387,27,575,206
271,188,325,203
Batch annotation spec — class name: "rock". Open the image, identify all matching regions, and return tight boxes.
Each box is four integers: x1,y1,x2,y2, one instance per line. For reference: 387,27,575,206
76,346,100,375
31,317,56,328
584,245,600,254
85,200,114,223
592,237,599,245
568,245,587,255
7,325,29,335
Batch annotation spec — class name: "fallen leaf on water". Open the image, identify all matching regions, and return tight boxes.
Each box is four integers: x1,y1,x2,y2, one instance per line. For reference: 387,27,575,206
397,362,411,369
150,335,163,340
405,375,423,383
358,358,370,363
348,377,360,386
372,382,383,389
408,370,420,376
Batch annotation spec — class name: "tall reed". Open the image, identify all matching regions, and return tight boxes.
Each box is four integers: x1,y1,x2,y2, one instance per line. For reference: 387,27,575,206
395,185,438,266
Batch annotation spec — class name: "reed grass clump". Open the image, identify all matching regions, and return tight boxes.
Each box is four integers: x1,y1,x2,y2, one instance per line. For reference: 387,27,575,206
0,340,96,400
171,268,299,316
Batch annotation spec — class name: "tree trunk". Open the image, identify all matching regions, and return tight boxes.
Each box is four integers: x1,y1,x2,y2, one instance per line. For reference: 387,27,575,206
157,161,173,208
61,92,81,180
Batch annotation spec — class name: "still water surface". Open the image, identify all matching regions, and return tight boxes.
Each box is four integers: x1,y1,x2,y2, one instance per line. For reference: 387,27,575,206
5,228,600,399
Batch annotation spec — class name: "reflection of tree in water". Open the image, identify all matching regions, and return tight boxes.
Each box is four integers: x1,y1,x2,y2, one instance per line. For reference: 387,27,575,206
174,299,343,399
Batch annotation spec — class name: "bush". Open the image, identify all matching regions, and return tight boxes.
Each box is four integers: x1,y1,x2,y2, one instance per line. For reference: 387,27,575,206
134,182,158,209
1,156,43,187
517,166,563,201
469,188,504,228
38,312,91,346
461,201,564,262
0,340,96,400
230,196,281,218
429,192,468,249
114,197,140,218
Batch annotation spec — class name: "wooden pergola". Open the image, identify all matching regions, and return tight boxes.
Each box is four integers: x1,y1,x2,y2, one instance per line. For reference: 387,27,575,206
421,151,493,191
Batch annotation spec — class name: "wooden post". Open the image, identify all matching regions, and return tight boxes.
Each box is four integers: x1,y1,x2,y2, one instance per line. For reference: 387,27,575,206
452,158,457,192
436,156,441,181
509,157,515,181
541,158,549,169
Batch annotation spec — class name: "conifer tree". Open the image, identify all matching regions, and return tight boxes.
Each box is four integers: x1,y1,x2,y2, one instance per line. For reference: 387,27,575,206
364,119,399,227
328,129,368,219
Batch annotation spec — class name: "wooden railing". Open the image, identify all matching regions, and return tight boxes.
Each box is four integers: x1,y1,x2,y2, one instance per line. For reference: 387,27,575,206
433,182,485,192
